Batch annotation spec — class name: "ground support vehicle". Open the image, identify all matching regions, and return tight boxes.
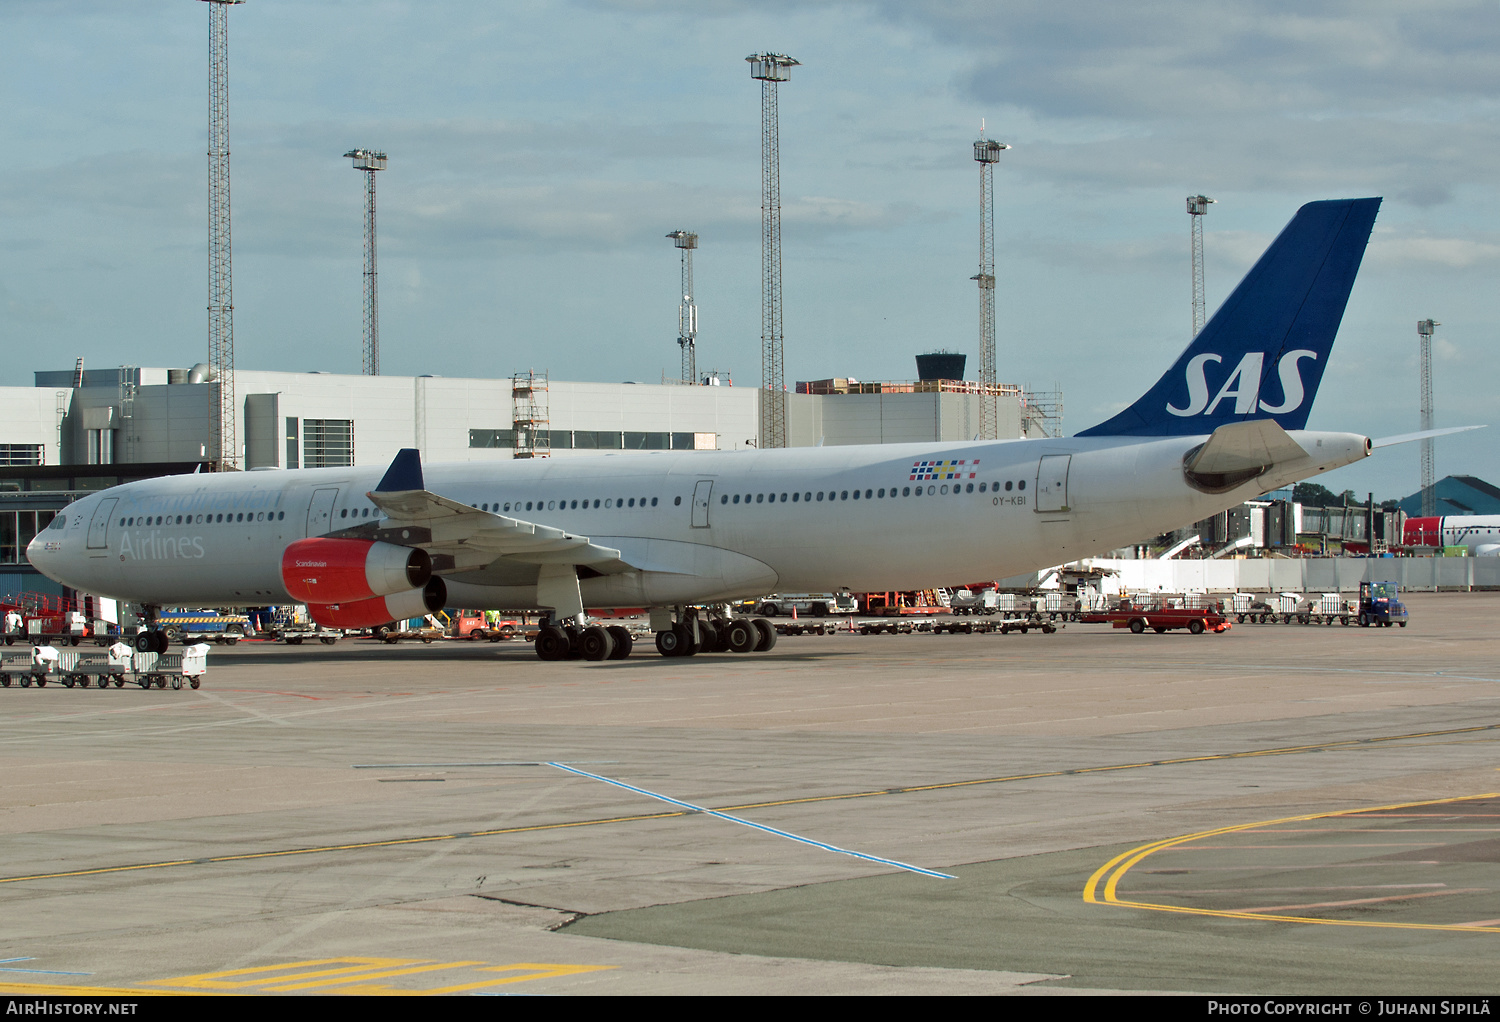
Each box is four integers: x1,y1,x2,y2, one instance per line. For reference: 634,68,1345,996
750,593,860,618
48,644,134,688
0,648,50,688
154,609,248,646
949,588,1000,616
266,605,343,645
1081,604,1231,635
1356,581,1409,628
130,644,209,689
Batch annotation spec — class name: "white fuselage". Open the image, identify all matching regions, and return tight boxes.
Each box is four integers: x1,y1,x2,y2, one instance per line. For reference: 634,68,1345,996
27,431,1369,610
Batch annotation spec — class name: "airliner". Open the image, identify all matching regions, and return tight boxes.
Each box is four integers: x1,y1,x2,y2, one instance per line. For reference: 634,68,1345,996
1403,516,1500,556
29,197,1433,660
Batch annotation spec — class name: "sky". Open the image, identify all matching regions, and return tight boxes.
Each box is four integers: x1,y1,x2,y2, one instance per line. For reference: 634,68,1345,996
1,0,1495,501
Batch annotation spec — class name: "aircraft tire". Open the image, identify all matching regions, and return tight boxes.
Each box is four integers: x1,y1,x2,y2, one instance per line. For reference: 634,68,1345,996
535,625,570,661
752,618,777,652
697,620,720,653
725,618,759,653
579,626,615,662
655,628,683,657
606,626,633,659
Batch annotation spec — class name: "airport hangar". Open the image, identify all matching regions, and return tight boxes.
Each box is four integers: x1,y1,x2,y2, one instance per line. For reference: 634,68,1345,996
0,363,1049,595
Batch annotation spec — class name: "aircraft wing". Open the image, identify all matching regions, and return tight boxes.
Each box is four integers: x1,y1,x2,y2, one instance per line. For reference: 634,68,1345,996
355,450,635,575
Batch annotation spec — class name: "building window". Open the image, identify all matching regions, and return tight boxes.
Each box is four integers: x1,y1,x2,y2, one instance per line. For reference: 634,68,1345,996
303,419,354,468
469,429,516,449
0,510,52,564
0,445,43,467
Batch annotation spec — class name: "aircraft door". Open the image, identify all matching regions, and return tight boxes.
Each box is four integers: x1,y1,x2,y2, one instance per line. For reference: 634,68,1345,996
691,480,713,528
306,488,340,537
86,497,118,551
1035,456,1071,513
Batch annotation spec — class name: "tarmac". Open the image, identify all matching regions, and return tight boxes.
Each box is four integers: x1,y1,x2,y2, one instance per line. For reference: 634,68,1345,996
1,591,1498,996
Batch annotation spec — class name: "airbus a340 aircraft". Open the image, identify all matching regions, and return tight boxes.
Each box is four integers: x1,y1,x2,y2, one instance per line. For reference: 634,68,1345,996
31,197,1430,661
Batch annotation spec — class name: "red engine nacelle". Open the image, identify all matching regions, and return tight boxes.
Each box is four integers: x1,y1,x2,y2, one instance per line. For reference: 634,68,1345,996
306,578,447,631
281,538,432,605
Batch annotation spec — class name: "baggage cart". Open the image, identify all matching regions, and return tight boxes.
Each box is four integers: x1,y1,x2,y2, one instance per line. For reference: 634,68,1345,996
53,643,133,688
130,643,210,690
0,648,47,688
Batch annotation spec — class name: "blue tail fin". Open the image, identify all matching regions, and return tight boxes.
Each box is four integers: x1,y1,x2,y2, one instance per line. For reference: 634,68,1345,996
1077,197,1380,437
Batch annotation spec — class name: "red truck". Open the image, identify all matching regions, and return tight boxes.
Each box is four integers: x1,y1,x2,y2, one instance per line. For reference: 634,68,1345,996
1080,599,1232,635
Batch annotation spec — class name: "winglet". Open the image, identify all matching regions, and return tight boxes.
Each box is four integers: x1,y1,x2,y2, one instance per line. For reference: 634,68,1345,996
376,448,424,493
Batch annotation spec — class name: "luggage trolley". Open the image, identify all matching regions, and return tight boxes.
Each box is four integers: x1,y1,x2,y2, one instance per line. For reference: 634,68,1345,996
130,643,210,690
0,647,48,688
52,642,134,689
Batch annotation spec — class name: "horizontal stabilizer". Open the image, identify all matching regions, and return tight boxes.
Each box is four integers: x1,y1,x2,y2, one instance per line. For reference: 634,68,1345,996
1371,424,1486,449
1186,419,1309,476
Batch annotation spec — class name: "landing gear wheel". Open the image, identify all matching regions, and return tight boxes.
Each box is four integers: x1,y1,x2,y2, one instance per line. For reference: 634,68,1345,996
535,625,570,661
578,625,615,662
725,618,759,653
696,620,720,653
605,625,634,659
752,618,777,652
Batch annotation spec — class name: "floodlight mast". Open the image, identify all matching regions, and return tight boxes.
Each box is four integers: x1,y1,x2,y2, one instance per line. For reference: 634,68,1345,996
667,231,699,384
1187,195,1215,337
203,0,245,469
345,149,388,376
1418,318,1439,517
748,53,798,449
972,124,1009,440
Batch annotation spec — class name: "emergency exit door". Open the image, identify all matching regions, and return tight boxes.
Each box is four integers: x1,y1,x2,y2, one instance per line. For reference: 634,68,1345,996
691,480,714,528
1035,456,1071,513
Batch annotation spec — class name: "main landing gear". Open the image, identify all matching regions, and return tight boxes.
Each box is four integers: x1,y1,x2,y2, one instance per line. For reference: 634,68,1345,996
529,609,778,661
653,610,775,659
533,621,635,662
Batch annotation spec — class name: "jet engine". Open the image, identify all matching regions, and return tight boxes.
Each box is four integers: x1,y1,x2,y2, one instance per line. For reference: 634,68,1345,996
281,538,432,604
306,577,447,630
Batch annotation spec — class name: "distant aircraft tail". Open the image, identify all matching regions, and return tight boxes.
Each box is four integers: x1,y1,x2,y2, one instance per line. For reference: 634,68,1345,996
1077,197,1381,437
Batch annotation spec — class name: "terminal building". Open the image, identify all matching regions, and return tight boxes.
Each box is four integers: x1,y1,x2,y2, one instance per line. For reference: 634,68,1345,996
0,360,1057,595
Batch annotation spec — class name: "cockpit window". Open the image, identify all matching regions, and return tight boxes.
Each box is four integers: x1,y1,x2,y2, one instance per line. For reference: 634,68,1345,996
50,515,67,531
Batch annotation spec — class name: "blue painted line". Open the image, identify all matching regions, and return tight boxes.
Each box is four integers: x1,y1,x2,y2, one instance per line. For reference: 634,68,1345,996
545,762,955,880
0,958,35,964
0,968,93,976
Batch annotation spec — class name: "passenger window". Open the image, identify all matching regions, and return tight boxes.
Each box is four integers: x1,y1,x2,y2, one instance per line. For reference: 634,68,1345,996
852,490,860,500
628,498,635,508
841,491,848,500
1005,481,1013,491
674,496,681,505
651,497,658,507
804,492,812,502
1018,480,1026,490
902,487,910,496
780,493,787,502
792,492,799,502
816,492,823,501
733,494,740,504
721,495,728,504
756,494,764,504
